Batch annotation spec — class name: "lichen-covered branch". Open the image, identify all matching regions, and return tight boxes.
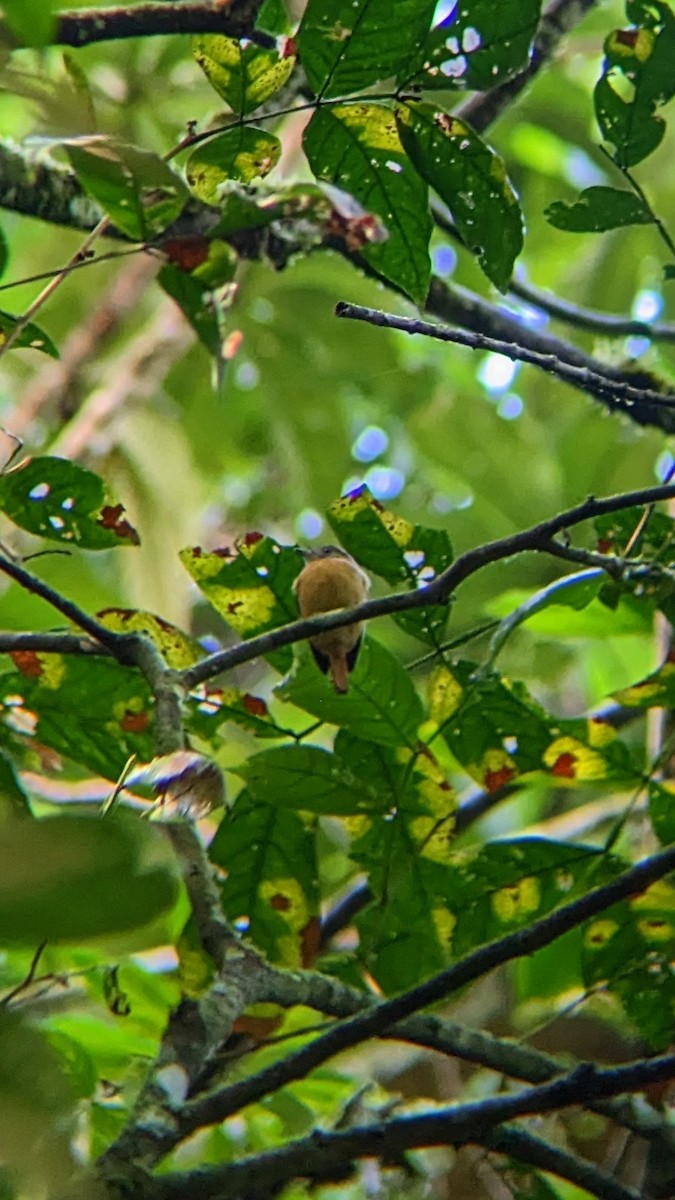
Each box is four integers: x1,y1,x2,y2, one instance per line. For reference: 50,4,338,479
0,1,267,50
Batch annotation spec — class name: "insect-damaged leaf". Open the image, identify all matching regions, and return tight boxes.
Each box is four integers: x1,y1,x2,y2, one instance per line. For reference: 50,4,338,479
180,536,305,673
0,457,139,548
210,788,319,968
429,661,638,791
298,0,437,99
96,608,201,668
396,102,523,291
546,186,653,232
594,1,675,167
583,879,675,1049
193,35,295,115
406,0,541,92
0,311,58,358
1,654,154,780
303,104,431,304
327,485,452,645
186,128,281,202
66,140,187,240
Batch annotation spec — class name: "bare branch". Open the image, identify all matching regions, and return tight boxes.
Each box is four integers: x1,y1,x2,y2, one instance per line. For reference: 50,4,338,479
336,301,675,423
0,1,269,50
155,1053,674,1200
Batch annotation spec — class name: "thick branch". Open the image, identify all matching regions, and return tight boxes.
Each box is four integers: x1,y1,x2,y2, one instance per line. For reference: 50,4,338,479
155,1054,674,1200
181,482,675,688
176,846,675,1141
508,276,675,341
1,1,268,50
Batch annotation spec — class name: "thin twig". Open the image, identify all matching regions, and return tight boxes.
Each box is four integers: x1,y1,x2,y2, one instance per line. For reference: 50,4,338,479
335,301,675,413
181,482,675,689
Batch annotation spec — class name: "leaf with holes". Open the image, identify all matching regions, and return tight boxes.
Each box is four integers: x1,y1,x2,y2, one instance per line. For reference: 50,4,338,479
0,655,154,780
397,102,523,291
186,686,285,743
440,838,621,958
210,789,319,967
327,485,452,645
66,141,188,240
277,637,424,748
180,536,305,673
298,0,437,99
193,35,295,115
303,104,431,304
594,1,675,167
0,311,58,358
546,186,653,232
186,128,281,203
407,0,541,91
0,457,139,548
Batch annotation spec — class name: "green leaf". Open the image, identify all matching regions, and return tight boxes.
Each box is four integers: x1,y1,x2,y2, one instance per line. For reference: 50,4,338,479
241,743,387,814
186,686,284,743
583,881,675,1049
0,1009,75,1189
95,609,200,668
594,2,675,167
180,535,305,674
546,186,653,232
1,655,155,780
397,101,523,291
0,456,139,549
326,485,452,645
298,0,437,99
613,653,675,708
0,227,8,280
0,311,58,358
0,813,179,943
193,35,295,115
1,0,57,46
66,141,188,240
186,128,281,202
649,780,675,845
210,789,319,967
0,752,31,821
158,263,223,356
441,838,619,958
407,0,541,92
347,737,456,990
303,104,431,304
277,637,425,748
430,661,637,789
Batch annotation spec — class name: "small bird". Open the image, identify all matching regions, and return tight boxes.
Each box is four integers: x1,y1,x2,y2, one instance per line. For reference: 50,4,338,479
293,545,370,693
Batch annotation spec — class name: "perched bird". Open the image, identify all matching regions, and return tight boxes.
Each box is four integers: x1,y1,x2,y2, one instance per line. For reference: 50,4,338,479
293,545,370,693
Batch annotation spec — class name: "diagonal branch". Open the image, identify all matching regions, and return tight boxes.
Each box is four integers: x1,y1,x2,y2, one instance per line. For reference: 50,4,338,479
174,845,675,1144
181,481,675,688
154,1054,675,1200
336,301,675,423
